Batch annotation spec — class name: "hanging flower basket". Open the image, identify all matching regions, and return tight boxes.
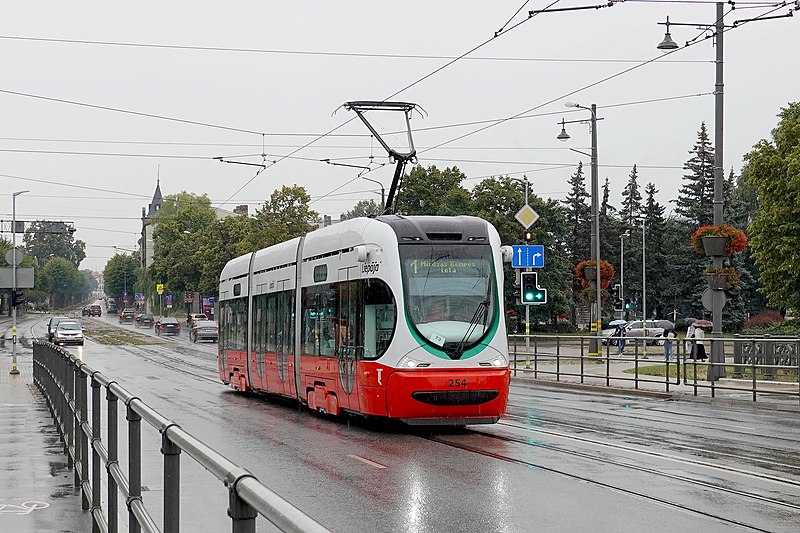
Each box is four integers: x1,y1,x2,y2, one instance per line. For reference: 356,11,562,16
703,265,740,290
575,259,614,289
690,224,747,256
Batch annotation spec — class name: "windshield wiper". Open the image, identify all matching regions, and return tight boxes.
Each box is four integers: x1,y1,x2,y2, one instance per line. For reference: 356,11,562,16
450,280,491,360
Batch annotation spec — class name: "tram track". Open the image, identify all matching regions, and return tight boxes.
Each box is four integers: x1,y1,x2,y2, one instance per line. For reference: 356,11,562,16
506,396,800,446
422,428,796,532
505,411,800,475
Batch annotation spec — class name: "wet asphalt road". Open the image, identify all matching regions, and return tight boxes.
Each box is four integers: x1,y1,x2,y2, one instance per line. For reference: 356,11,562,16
17,310,800,532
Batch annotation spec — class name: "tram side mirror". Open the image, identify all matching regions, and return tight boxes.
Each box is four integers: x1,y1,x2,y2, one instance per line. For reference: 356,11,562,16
500,246,513,263
355,245,370,262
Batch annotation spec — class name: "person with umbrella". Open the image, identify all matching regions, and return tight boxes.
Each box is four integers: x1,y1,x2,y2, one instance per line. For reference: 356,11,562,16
609,319,627,355
692,320,712,361
657,320,676,361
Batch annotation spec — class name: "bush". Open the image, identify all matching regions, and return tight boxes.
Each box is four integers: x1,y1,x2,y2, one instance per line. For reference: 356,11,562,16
743,310,784,330
530,322,577,334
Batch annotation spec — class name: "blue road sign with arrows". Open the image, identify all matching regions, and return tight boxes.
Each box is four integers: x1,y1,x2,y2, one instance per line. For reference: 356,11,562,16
511,245,544,268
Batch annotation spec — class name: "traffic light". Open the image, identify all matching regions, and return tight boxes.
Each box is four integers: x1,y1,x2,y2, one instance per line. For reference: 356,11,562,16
520,272,547,305
11,290,25,308
624,298,632,312
611,284,623,312
523,230,533,243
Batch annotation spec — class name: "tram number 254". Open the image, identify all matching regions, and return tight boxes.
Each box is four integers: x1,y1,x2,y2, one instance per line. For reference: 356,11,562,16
448,379,468,388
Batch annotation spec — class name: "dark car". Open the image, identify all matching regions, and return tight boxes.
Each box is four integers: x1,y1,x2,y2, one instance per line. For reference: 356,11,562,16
135,313,154,328
119,308,135,324
190,320,218,343
82,304,101,317
47,316,66,342
155,317,181,336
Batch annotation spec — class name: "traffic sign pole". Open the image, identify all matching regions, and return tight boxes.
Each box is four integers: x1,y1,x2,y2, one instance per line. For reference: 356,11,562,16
525,267,530,368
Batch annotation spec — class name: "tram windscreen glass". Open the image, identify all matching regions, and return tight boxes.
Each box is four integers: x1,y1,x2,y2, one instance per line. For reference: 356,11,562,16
400,244,496,351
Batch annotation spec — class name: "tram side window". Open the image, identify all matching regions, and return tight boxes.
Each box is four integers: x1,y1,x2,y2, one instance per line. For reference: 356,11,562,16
275,290,293,355
228,297,247,351
363,279,396,360
302,284,336,357
266,293,277,352
337,281,362,357
253,295,265,354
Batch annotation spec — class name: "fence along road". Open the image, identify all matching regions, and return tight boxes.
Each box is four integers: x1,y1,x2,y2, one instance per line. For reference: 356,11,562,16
509,333,800,405
32,340,330,533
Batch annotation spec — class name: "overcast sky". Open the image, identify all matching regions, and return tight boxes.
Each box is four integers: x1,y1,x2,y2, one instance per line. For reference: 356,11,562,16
1,1,797,271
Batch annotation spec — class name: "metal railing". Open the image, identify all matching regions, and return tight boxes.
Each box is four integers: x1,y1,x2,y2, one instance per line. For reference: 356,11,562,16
509,334,800,404
32,341,330,533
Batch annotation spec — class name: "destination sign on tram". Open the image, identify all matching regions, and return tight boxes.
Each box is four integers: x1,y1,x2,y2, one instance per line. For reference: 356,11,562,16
511,245,544,268
406,259,482,277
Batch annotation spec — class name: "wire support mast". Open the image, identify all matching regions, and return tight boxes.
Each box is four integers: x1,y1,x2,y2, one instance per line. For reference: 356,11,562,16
341,101,424,215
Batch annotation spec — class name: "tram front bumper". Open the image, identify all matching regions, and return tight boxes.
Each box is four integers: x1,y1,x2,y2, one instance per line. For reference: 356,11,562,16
385,368,509,425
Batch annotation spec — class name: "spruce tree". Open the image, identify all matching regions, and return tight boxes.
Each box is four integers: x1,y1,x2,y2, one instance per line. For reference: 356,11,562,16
561,162,590,264
675,122,715,225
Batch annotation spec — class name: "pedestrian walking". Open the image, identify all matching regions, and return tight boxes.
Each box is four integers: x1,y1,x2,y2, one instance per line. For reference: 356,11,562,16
694,326,707,360
663,328,677,360
686,323,697,359
616,325,626,355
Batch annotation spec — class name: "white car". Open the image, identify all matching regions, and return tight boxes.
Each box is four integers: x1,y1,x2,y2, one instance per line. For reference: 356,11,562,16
54,320,84,346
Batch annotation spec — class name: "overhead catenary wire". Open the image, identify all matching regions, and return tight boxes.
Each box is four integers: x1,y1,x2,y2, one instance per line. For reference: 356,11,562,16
0,33,712,63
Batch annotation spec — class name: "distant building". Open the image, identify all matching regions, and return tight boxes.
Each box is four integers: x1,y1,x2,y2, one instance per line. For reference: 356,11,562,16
233,204,249,216
139,180,163,270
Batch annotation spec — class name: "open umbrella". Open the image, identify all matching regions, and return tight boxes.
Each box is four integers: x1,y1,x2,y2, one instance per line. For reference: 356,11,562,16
608,319,627,327
655,320,675,330
685,318,698,325
693,319,713,328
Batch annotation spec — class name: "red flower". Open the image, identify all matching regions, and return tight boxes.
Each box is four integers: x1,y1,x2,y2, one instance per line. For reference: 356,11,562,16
574,259,615,290
690,224,747,254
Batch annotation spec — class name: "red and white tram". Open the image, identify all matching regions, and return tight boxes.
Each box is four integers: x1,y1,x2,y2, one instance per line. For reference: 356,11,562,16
217,215,510,425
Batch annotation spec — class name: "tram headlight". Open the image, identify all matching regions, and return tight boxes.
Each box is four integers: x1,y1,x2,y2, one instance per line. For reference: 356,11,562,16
399,356,423,368
491,355,507,367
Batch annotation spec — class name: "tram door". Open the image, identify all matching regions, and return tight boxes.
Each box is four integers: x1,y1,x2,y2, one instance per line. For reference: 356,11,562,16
336,276,361,411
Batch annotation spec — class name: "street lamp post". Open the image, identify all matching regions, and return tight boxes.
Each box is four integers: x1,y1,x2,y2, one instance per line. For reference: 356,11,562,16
558,103,602,355
641,219,647,323
10,190,29,376
619,233,627,321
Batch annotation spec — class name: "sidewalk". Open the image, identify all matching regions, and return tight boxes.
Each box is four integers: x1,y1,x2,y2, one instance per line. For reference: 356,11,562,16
0,349,92,531
511,355,800,411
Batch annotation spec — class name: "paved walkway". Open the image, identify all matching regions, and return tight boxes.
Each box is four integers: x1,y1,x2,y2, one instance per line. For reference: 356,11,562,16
511,354,800,410
0,348,92,532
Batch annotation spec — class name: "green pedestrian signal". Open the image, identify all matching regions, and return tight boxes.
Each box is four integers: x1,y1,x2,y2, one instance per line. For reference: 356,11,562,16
624,298,632,311
520,272,547,305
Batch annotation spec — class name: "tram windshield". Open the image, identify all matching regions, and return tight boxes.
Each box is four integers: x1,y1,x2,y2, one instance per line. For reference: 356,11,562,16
400,244,496,355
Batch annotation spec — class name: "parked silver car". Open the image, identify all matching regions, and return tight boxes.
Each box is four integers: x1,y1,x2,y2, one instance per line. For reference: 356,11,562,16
625,320,665,345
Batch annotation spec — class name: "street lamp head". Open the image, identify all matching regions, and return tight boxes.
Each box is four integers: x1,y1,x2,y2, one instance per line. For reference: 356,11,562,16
564,102,579,109
557,118,571,141
13,190,30,197
657,16,679,51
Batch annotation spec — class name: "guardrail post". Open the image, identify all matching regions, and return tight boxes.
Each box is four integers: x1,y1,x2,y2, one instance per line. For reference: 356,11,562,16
91,374,102,531
161,426,182,533
229,479,258,533
73,362,82,489
733,334,743,378
127,402,142,533
107,385,119,533
764,335,776,380
78,366,90,510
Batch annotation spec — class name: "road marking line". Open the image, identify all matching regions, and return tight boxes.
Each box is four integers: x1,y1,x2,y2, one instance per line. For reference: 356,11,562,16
348,454,386,469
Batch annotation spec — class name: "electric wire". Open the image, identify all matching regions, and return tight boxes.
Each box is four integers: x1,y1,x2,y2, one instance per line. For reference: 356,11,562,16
0,34,712,63
0,88,264,135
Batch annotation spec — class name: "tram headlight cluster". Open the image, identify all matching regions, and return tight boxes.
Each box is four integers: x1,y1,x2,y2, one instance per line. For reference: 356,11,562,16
491,355,507,367
399,356,424,368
